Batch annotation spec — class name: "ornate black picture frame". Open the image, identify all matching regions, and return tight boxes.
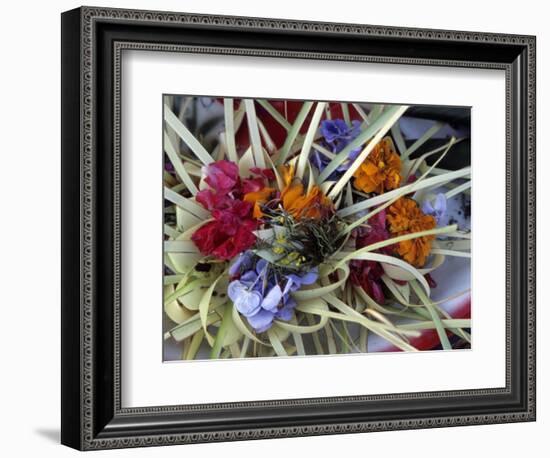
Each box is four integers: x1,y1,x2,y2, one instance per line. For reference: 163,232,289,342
61,6,536,450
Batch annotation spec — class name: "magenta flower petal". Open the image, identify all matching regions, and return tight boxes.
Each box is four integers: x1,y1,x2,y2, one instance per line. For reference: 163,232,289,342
203,160,239,193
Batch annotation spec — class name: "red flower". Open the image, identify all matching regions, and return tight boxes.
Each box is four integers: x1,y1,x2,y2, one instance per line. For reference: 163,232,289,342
196,189,232,211
250,167,276,181
193,163,258,260
211,200,252,223
203,160,239,193
196,189,253,215
355,209,392,255
192,218,258,260
350,209,391,303
350,260,385,304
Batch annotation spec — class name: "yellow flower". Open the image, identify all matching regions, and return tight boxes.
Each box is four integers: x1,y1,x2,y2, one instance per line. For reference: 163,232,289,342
387,197,436,267
353,137,401,194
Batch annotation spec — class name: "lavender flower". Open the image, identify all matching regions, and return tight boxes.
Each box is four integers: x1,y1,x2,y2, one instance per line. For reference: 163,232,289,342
312,119,362,179
227,256,318,333
228,251,254,277
422,193,447,225
321,119,361,149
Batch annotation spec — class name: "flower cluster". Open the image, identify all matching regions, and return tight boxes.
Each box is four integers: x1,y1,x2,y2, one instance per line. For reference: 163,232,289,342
163,96,471,359
164,98,470,358
191,130,444,330
191,158,337,332
191,161,259,260
228,252,317,332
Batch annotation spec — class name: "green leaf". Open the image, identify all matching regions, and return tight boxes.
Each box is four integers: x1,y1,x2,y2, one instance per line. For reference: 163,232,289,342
410,280,452,350
164,284,194,324
341,103,351,126
164,278,210,308
210,305,233,358
292,264,349,301
163,240,200,254
336,224,454,271
168,311,220,343
445,180,471,199
276,101,314,165
351,103,369,125
164,104,213,165
199,275,223,346
238,147,255,177
164,187,210,220
244,99,265,168
183,329,204,360
296,102,326,179
401,122,444,159
267,329,288,356
164,131,199,195
223,98,238,163
391,122,407,155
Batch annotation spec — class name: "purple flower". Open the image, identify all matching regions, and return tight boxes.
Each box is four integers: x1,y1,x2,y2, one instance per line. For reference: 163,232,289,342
312,119,362,179
227,256,318,333
261,284,283,312
422,193,447,225
282,268,318,295
320,119,361,153
228,251,254,277
246,309,277,333
228,281,262,317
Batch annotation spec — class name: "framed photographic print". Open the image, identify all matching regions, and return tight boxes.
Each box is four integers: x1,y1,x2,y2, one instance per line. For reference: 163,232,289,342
61,6,536,450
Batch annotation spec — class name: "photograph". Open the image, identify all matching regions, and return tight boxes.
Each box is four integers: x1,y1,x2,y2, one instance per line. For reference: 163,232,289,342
55,3,537,451
162,96,472,360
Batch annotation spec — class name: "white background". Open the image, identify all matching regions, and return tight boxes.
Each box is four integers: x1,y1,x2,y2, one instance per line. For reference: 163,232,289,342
0,0,546,456
123,52,505,406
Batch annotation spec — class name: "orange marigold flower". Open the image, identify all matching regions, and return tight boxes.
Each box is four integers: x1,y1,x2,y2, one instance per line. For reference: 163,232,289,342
282,184,332,220
279,164,332,220
387,197,436,267
353,137,401,194
243,187,276,218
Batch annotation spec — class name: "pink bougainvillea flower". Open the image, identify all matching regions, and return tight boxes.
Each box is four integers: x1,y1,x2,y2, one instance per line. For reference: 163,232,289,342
250,167,276,181
195,189,232,211
203,160,240,193
193,160,259,261
211,200,253,225
242,176,266,194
